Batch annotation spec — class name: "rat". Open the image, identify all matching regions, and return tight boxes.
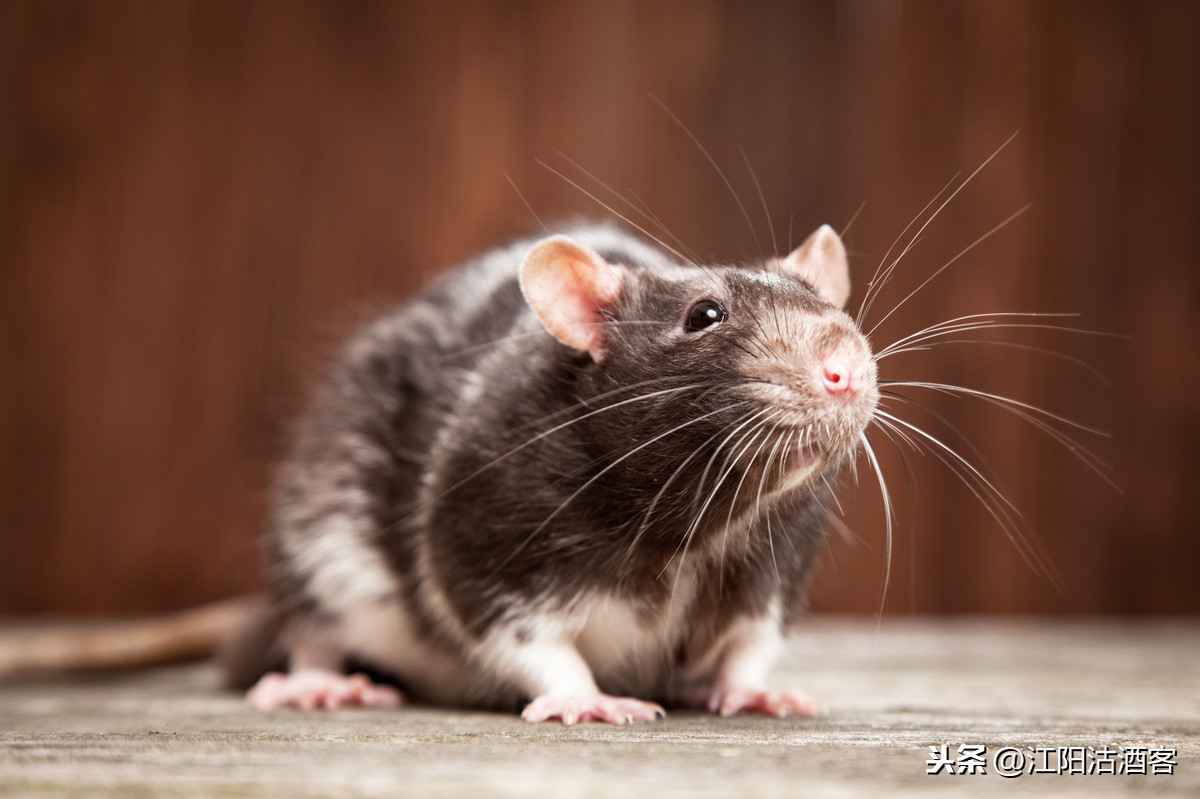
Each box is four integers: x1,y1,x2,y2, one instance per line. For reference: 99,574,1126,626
231,222,879,724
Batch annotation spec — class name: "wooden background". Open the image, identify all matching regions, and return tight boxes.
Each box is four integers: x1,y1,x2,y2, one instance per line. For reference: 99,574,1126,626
2,0,1197,617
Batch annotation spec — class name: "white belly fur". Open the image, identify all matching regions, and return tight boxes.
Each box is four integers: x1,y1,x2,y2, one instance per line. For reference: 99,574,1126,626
332,568,709,707
576,572,701,696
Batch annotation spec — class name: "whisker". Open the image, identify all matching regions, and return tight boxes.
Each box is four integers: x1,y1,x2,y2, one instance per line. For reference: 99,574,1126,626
627,188,704,264
879,338,1110,384
764,505,778,584
716,421,775,592
856,171,961,325
876,385,1029,490
846,426,860,486
413,381,729,519
550,148,701,267
754,422,787,522
508,373,721,434
882,381,1116,488
840,200,867,240
882,378,1109,440
873,409,1065,592
859,433,894,623
438,328,543,361
441,319,672,363
873,310,1110,359
824,504,860,547
820,471,846,518
624,406,759,559
494,400,753,573
739,146,777,256
873,408,1016,512
755,424,791,584
860,132,1020,329
868,422,920,519
661,408,775,584
708,327,769,361
866,202,1031,338
691,407,775,511
535,158,692,264
870,402,924,451
719,412,786,574
866,422,923,611
650,93,761,251
504,173,548,233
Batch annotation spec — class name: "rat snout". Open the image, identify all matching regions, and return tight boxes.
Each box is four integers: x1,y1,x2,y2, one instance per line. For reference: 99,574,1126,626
818,352,869,397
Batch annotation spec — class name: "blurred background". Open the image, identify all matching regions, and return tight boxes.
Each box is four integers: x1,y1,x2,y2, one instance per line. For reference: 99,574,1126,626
1,0,1196,619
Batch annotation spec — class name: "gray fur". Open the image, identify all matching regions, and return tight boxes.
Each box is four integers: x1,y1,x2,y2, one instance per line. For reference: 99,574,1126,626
243,224,878,709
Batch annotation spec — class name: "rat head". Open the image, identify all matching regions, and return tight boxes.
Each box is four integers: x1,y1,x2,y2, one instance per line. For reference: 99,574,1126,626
518,226,878,516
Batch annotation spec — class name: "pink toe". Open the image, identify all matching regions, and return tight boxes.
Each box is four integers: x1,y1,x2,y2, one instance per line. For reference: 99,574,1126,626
522,693,665,726
246,669,404,711
710,688,823,718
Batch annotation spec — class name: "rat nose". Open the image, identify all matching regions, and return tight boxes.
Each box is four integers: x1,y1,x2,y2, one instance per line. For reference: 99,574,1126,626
820,357,859,396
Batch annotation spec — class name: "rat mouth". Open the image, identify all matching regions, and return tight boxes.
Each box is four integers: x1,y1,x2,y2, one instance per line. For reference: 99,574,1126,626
784,443,822,473
760,442,825,499
774,442,824,484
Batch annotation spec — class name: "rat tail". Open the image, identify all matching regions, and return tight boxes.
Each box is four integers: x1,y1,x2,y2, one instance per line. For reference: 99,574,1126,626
0,595,272,681
216,596,287,689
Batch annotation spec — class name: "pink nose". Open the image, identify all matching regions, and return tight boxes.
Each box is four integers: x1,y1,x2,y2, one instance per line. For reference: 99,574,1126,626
821,358,858,395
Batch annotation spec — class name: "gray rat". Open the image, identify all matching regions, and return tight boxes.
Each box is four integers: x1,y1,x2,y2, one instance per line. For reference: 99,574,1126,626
234,222,878,724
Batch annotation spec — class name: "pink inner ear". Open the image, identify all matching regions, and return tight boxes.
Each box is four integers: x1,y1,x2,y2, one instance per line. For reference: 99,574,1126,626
544,261,608,352
519,236,620,359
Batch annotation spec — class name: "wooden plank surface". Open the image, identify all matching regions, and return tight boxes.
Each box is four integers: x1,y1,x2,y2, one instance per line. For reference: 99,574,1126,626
1,618,1197,797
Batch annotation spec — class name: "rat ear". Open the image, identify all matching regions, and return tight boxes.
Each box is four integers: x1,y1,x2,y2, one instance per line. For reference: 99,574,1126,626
781,224,851,308
519,235,623,360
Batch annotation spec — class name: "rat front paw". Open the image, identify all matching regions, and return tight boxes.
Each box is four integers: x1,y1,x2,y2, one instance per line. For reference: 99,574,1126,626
521,692,666,726
248,669,404,711
707,688,823,718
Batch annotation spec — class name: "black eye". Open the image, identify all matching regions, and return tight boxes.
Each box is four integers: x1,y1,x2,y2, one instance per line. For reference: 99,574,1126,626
685,300,727,332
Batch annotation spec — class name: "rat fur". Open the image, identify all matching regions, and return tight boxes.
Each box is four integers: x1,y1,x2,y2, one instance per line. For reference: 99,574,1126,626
238,222,879,723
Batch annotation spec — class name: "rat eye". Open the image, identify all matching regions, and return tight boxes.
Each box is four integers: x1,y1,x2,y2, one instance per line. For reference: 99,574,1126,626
685,300,727,332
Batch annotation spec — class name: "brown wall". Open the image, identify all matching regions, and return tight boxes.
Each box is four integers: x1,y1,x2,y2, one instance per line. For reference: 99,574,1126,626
2,0,1197,617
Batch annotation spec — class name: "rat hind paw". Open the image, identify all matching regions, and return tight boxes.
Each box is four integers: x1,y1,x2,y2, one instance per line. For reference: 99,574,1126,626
247,669,404,711
521,693,666,726
708,688,824,718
